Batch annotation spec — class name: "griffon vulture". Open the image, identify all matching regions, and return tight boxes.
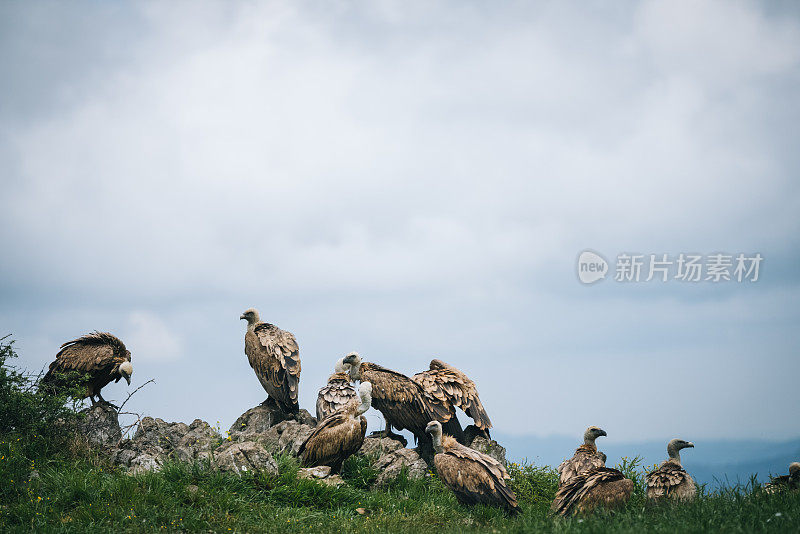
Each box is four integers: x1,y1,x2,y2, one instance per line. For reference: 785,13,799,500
41,332,132,406
646,439,697,500
557,426,607,485
425,420,520,515
342,352,452,457
240,308,300,414
413,359,492,437
298,382,372,473
764,462,800,494
551,466,634,516
316,358,357,421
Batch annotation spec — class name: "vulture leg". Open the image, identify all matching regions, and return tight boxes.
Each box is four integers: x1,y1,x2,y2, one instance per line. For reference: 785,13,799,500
95,392,118,409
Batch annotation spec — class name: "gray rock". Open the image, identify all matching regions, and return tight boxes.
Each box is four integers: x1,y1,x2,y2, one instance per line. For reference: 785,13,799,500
80,404,122,447
373,448,428,487
237,420,314,456
469,436,507,465
357,436,403,459
213,441,279,476
128,452,162,475
229,405,317,441
298,466,344,487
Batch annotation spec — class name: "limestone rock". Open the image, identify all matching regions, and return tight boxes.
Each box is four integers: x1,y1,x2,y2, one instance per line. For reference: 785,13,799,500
213,441,279,476
357,436,403,459
469,436,507,465
298,466,344,487
80,404,121,447
373,448,427,487
229,405,317,441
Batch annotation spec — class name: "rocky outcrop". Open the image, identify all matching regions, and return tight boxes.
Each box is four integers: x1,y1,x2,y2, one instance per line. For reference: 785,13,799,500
373,448,428,487
228,405,316,439
110,417,221,473
80,404,122,447
298,466,345,487
213,441,279,476
230,419,315,457
357,436,403,459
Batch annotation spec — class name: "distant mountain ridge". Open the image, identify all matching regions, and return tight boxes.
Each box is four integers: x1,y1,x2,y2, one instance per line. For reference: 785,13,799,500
494,433,800,489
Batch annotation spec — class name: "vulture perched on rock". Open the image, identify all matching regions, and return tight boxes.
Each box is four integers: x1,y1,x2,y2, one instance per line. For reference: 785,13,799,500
298,382,372,473
557,426,607,485
763,462,800,494
413,359,492,438
425,420,520,515
240,308,301,414
551,465,634,516
342,352,451,454
316,358,357,421
41,332,132,406
646,439,696,501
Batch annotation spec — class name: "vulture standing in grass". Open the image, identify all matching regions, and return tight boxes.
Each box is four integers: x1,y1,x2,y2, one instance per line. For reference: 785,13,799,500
413,359,492,440
41,332,132,406
425,420,520,515
646,439,697,500
342,352,450,458
557,426,608,485
240,308,300,414
316,358,357,421
763,462,800,494
298,382,372,473
551,465,634,516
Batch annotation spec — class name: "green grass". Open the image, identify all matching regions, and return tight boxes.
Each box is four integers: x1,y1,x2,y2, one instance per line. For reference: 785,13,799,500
1,447,799,533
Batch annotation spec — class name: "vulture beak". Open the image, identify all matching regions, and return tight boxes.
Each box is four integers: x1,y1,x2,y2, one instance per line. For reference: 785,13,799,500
342,354,356,365
599,429,608,437
686,442,694,448
125,375,131,385
239,314,246,320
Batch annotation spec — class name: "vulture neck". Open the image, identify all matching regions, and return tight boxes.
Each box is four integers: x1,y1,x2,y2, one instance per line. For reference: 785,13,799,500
431,430,444,454
356,393,371,416
667,444,682,465
583,437,598,450
348,365,361,382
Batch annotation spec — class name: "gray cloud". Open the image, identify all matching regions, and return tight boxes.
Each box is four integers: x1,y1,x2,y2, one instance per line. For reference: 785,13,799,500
1,0,798,441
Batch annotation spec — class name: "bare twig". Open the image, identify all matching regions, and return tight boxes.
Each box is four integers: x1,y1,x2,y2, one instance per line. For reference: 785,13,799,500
118,378,155,412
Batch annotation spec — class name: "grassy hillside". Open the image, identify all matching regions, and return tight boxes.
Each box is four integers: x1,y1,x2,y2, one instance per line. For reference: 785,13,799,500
2,337,799,533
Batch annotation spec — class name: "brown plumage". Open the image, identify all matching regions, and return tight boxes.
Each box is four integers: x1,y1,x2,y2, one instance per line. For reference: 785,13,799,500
342,352,451,451
426,420,519,515
298,382,371,473
647,439,696,501
557,426,607,485
763,462,800,494
316,358,357,421
551,466,634,516
413,359,493,435
41,331,132,405
240,308,301,414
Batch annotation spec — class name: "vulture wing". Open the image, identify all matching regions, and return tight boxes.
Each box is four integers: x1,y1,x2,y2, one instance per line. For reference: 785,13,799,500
298,411,367,470
316,372,357,421
43,332,128,383
248,323,301,412
646,461,696,500
557,445,606,484
552,467,633,516
435,437,519,514
361,362,450,436
420,360,492,430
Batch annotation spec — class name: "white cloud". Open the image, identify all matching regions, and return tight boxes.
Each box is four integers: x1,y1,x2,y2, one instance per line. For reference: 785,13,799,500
123,311,182,362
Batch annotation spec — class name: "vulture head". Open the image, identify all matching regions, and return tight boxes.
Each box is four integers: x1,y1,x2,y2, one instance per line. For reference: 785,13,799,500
333,357,350,374
342,352,362,380
239,308,261,326
789,462,800,479
429,359,447,370
357,381,373,415
425,420,444,453
667,438,694,461
117,361,133,385
583,426,607,446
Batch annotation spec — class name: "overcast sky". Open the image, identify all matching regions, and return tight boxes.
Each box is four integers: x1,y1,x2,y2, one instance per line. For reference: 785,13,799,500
1,1,798,445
